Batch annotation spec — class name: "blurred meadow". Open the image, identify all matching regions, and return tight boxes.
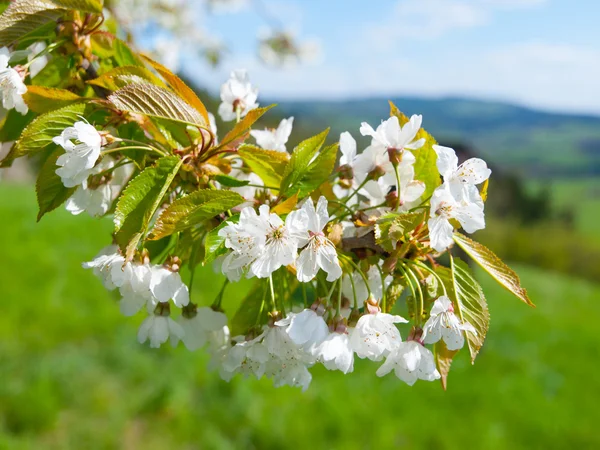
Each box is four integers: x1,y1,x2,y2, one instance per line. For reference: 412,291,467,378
2,0,600,449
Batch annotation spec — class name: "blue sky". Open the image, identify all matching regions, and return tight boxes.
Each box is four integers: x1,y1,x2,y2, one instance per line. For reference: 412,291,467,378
181,0,600,115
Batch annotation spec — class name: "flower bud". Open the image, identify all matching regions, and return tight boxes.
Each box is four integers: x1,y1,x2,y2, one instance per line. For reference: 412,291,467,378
382,256,398,274
165,255,182,272
365,295,380,314
337,164,354,180
385,189,400,209
367,165,386,181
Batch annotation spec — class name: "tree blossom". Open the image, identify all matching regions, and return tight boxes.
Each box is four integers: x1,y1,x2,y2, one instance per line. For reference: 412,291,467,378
221,334,269,380
65,158,132,217
250,117,294,152
53,121,103,188
118,263,153,316
0,47,28,115
360,115,425,156
82,245,125,290
433,144,491,202
294,196,342,282
277,309,329,348
376,340,441,386
361,163,425,210
312,331,354,374
172,307,229,351
149,266,190,307
138,313,184,348
428,184,485,252
218,69,259,121
350,311,408,361
423,296,476,350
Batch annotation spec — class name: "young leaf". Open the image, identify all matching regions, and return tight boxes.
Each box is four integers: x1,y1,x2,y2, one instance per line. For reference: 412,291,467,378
49,0,103,13
108,83,206,127
453,232,534,307
434,340,459,390
271,192,298,215
114,156,182,259
23,86,83,113
149,189,244,240
282,142,338,198
231,281,268,336
238,143,289,188
0,0,63,47
279,130,336,198
389,101,440,198
216,106,274,151
3,102,89,165
113,39,144,67
36,147,76,221
214,174,250,188
87,65,164,91
375,211,425,252
141,54,210,124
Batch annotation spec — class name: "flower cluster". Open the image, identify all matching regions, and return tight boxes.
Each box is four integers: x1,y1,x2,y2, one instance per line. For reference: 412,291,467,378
0,0,530,395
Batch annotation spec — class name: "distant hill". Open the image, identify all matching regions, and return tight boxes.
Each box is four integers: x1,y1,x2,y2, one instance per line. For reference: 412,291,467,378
272,97,600,178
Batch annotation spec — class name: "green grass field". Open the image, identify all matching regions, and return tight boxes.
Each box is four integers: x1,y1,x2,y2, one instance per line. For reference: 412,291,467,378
1,184,599,449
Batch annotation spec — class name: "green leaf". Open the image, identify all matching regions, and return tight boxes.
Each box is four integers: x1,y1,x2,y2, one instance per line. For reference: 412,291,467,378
2,102,89,166
279,129,336,198
149,189,244,240
0,0,63,47
141,54,210,124
231,281,268,336
35,147,76,221
238,143,289,189
436,258,489,363
50,0,103,13
389,101,440,198
434,340,458,390
204,217,237,265
108,83,206,128
216,106,274,151
23,86,83,113
452,232,534,307
0,108,35,142
113,39,143,67
88,65,164,91
114,156,182,260
374,211,425,252
214,174,250,188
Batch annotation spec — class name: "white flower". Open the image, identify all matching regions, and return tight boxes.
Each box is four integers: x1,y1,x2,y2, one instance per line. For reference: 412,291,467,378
433,145,491,202
248,204,307,278
53,121,103,188
353,144,396,182
350,312,408,361
217,69,259,121
137,314,184,348
149,266,190,307
428,184,485,252
342,264,392,304
376,340,441,386
221,334,269,380
360,115,425,154
277,309,329,348
312,331,354,374
270,358,312,391
82,245,124,290
0,47,28,115
27,41,49,78
339,131,357,167
152,36,180,73
422,296,476,350
172,307,229,351
118,263,153,316
361,163,425,209
294,196,342,282
65,157,132,217
228,168,265,201
250,117,294,152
